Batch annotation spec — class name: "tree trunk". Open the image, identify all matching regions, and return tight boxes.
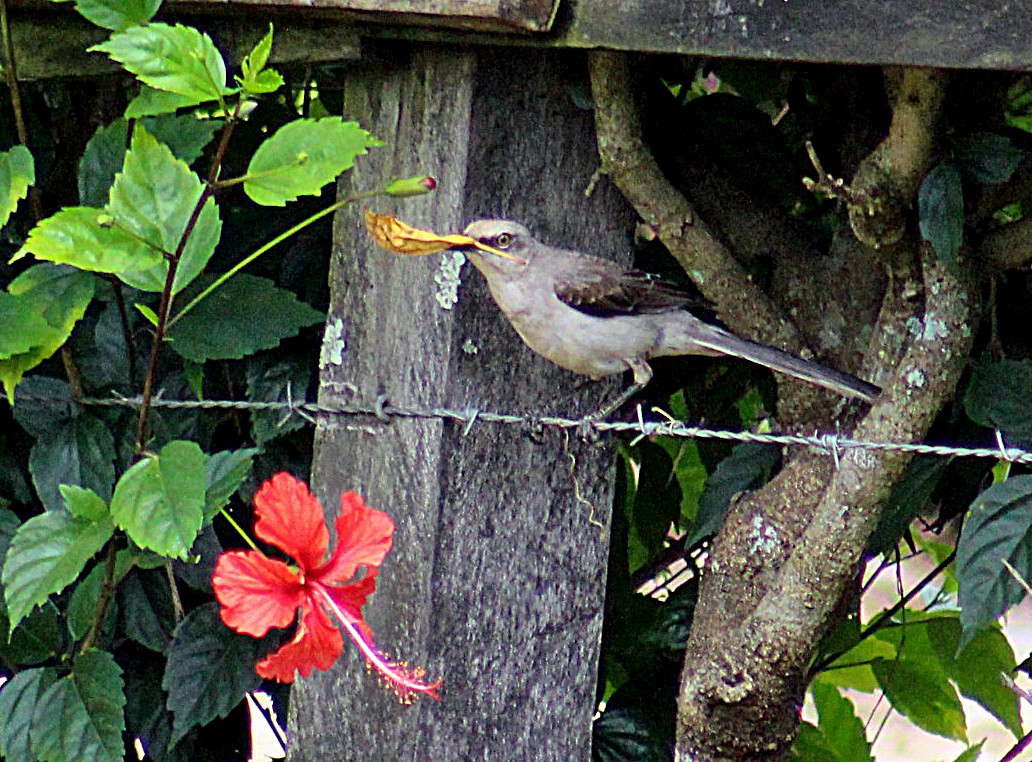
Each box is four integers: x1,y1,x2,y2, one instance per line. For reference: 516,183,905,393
288,44,635,761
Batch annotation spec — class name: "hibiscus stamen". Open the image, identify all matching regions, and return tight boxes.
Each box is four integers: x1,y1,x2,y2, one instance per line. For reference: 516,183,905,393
316,586,442,702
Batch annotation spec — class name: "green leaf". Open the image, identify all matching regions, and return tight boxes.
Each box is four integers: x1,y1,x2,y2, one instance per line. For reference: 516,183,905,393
168,273,323,362
15,205,164,273
91,23,231,102
592,704,671,762
797,681,872,762
60,485,109,521
32,650,126,762
2,510,115,630
954,132,1026,184
204,447,258,522
108,126,222,294
118,568,174,652
79,117,219,208
818,635,896,693
239,24,283,95
872,658,966,741
125,85,204,119
28,414,117,508
623,440,682,574
0,145,34,229
918,162,964,266
0,291,58,360
868,455,950,555
110,440,206,559
66,557,122,643
652,437,706,530
956,475,1032,646
0,265,95,403
247,358,309,445
2,605,62,667
0,667,59,762
687,442,780,546
74,0,160,30
163,603,264,746
244,117,380,206
949,741,986,762
964,359,1032,445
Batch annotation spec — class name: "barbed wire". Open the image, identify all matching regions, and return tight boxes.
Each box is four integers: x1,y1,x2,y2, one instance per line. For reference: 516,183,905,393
48,392,1032,466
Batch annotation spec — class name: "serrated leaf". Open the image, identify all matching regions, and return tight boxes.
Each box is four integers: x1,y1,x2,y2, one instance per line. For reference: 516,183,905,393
0,667,59,762
80,117,220,208
3,605,62,666
247,358,309,444
0,145,34,229
1,265,95,403
118,568,174,652
204,448,258,522
110,440,206,559
0,290,58,361
592,704,671,762
954,132,1026,184
239,25,282,94
60,485,109,521
91,23,231,102
957,475,1032,648
800,681,873,762
163,603,264,746
2,510,115,630
28,414,117,508
687,442,780,546
244,117,380,206
872,658,967,741
918,162,964,266
868,455,950,555
32,650,126,762
964,359,1032,445
108,126,222,294
167,273,322,362
126,86,204,119
11,375,76,433
15,205,164,273
74,0,160,30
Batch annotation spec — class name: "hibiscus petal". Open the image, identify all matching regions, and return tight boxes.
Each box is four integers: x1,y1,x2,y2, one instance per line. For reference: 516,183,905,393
253,472,329,571
313,492,395,583
322,570,378,645
257,600,343,682
213,550,303,637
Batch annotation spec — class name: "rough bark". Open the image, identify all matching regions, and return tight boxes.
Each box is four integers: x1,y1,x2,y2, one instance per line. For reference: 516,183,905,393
288,44,635,761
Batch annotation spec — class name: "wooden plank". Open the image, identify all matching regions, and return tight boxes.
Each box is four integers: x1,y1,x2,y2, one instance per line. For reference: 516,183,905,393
167,0,559,33
560,0,1032,70
288,42,634,761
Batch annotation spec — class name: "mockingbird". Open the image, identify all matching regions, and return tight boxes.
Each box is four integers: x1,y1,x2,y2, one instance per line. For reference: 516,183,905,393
453,220,880,412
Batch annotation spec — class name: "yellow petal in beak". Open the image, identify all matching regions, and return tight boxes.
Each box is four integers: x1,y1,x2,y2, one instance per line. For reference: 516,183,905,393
365,210,526,263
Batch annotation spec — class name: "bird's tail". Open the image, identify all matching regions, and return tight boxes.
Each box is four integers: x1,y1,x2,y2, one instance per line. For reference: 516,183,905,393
684,323,880,402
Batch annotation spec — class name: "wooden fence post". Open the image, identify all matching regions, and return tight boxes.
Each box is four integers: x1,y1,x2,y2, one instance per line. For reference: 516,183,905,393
288,43,636,761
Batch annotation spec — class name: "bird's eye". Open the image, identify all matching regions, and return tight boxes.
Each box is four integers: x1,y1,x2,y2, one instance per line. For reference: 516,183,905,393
493,232,514,249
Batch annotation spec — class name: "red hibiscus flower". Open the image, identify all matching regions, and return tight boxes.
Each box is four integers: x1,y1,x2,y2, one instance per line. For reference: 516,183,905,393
212,472,441,701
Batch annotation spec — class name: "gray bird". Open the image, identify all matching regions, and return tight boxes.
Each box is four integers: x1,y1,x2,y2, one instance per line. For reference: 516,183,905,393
453,219,880,413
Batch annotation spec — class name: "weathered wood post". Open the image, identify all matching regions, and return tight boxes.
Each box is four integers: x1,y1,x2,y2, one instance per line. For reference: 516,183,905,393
288,44,635,760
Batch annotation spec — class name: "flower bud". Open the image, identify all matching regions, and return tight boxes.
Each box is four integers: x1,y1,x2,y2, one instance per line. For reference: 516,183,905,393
385,176,437,197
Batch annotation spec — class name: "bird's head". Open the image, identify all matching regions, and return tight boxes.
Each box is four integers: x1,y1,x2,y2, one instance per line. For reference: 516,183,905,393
454,219,532,274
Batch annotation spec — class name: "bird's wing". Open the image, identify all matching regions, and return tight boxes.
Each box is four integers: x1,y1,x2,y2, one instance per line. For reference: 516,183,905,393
553,254,696,317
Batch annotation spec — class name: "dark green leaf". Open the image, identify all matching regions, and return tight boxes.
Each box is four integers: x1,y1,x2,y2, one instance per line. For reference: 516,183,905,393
0,667,59,762
108,126,221,294
868,455,950,555
592,706,671,762
163,603,264,746
964,359,1032,445
11,375,76,433
74,0,160,30
204,448,258,522
247,358,309,445
623,440,681,574
118,567,174,651
32,649,126,762
0,144,34,229
91,24,231,102
111,440,206,559
123,649,177,762
244,117,380,206
687,442,780,546
651,437,706,529
2,509,114,630
67,559,119,643
168,273,322,362
143,114,221,165
15,206,164,273
918,162,964,266
954,132,1026,184
29,414,117,508
0,265,96,402
956,475,1032,646
3,605,62,666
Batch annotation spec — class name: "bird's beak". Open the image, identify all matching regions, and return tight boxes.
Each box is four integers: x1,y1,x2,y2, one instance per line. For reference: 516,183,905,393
449,240,526,264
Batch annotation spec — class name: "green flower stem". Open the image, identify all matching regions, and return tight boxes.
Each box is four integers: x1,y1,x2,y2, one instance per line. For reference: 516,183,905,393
168,188,388,328
213,160,306,190
218,507,260,552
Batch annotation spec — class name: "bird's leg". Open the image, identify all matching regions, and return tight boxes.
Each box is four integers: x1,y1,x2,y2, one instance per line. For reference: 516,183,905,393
585,358,653,423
